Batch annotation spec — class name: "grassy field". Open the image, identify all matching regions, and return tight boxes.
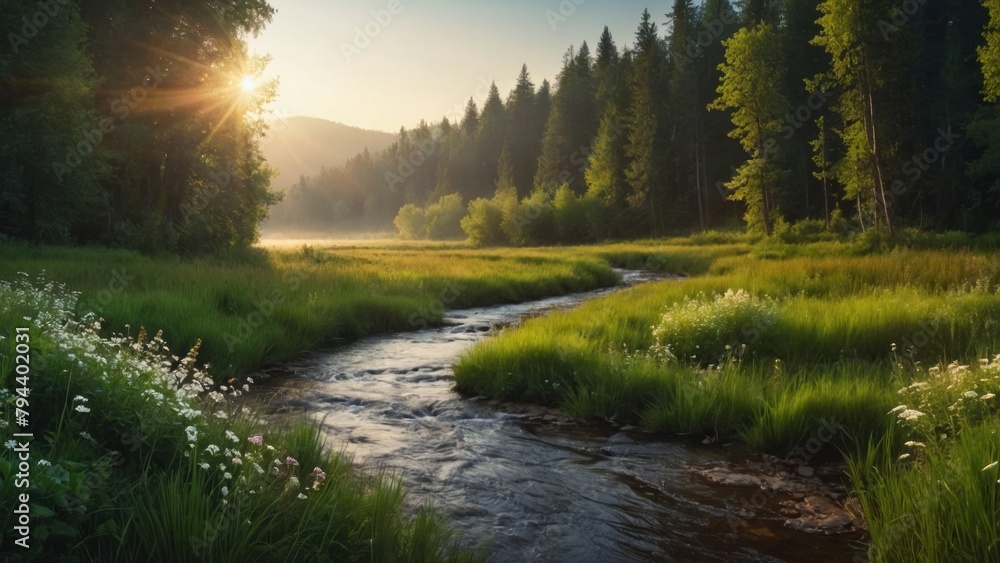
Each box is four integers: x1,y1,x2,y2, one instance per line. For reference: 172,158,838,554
4,235,1000,560
0,241,628,561
0,243,619,378
453,238,1000,561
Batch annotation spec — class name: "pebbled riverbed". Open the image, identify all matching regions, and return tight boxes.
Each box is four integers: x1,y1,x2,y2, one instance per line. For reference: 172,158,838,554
253,271,866,562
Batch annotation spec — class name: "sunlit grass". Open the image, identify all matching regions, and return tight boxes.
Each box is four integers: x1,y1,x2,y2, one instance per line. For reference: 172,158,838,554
452,240,1000,559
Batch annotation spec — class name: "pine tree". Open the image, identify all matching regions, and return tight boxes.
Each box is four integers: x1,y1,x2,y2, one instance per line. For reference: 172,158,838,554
624,10,672,234
505,65,539,197
475,83,507,198
534,43,598,194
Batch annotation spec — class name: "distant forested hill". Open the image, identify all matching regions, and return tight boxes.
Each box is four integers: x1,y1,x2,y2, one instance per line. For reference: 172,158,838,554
260,116,397,192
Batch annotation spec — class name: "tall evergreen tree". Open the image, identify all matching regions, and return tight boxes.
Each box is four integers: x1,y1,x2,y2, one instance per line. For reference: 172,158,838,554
505,65,540,197
625,10,673,234
534,43,598,194
475,83,507,198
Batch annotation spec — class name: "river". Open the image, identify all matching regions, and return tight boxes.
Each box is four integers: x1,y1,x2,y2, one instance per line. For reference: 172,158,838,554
254,271,866,562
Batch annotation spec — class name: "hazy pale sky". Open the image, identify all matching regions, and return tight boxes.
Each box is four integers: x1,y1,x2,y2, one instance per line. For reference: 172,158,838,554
249,0,661,132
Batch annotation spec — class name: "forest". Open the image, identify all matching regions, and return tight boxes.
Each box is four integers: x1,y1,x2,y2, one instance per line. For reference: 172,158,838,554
1,1,278,253
270,0,1000,244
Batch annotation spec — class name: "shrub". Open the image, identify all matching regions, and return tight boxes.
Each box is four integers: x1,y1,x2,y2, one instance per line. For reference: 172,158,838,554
506,189,555,246
552,184,590,242
460,197,504,246
649,288,779,365
424,194,465,240
393,204,427,240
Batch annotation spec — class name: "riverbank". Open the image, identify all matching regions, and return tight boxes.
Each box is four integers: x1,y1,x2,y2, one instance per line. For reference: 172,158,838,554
453,241,1000,561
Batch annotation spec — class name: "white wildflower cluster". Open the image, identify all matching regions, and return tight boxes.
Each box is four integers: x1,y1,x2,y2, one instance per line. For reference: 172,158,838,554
649,288,777,365
891,356,1000,463
192,433,329,501
1,274,325,504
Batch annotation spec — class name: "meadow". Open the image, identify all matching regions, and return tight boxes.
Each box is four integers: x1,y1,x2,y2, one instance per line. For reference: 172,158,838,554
454,236,1000,561
2,234,1000,560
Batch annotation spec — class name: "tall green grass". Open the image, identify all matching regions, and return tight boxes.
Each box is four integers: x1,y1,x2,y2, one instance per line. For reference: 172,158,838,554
0,275,483,561
0,243,618,377
453,241,1000,559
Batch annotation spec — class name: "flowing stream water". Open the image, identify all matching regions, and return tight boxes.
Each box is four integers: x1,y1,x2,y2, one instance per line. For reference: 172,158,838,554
254,271,866,562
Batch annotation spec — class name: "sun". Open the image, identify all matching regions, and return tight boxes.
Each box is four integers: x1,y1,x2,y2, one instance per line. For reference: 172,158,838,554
240,76,256,93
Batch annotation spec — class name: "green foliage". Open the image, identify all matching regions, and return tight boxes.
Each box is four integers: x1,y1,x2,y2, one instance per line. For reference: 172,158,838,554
552,185,592,242
0,276,483,561
711,23,790,235
395,204,428,240
981,0,1000,102
460,198,505,246
0,1,104,243
425,194,466,240
650,289,778,365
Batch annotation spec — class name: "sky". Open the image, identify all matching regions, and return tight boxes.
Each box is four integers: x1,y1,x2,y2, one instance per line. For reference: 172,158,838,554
248,0,662,133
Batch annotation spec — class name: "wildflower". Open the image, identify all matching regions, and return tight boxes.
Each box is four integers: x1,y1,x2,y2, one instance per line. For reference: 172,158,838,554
214,410,229,419
218,463,227,472
205,444,220,455
225,430,239,443
248,434,263,447
199,462,210,470
898,453,911,461
981,393,996,401
964,391,979,399
185,426,199,442
297,493,308,500
232,457,243,466
898,409,925,422
310,467,327,480
75,404,91,413
983,462,999,472
223,472,233,480
247,377,254,384
286,456,299,467
73,395,88,403
80,431,95,442
38,459,51,466
2,441,13,450
904,441,925,448
221,486,229,497
253,462,265,475
888,405,908,415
